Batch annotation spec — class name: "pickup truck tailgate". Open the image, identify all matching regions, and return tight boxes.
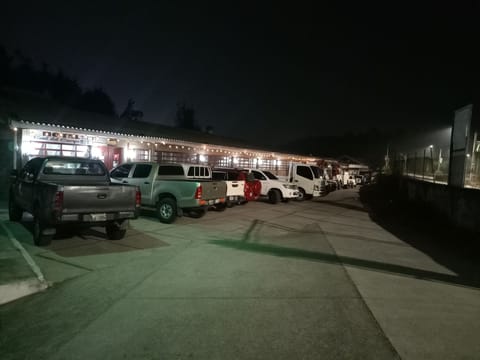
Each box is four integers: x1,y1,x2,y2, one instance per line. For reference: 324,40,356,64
200,181,227,200
61,185,137,214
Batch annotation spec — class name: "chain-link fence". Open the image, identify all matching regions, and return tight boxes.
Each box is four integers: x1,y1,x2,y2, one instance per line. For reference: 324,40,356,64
390,145,451,184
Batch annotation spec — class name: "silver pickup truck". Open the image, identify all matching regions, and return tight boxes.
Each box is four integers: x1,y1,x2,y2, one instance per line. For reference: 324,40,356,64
110,162,227,223
9,156,140,246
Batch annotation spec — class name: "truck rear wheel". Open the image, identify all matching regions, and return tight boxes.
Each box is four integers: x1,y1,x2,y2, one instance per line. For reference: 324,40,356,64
268,189,281,204
106,221,127,240
296,188,306,201
8,197,23,222
157,197,177,224
213,203,227,212
33,210,52,246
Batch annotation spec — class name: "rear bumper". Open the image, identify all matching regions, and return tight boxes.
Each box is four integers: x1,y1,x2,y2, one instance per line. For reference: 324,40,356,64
56,211,137,223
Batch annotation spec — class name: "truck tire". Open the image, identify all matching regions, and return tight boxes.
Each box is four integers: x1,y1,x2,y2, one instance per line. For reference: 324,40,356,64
8,197,23,222
213,202,227,212
157,197,177,224
106,221,127,240
33,210,52,246
296,188,306,201
268,189,281,204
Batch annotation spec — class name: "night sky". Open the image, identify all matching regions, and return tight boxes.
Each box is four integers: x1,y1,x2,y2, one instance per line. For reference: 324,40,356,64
1,2,479,146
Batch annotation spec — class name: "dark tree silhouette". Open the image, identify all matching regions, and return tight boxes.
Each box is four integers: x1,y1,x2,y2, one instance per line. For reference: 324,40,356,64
175,102,198,130
0,45,117,116
120,98,144,121
79,88,116,115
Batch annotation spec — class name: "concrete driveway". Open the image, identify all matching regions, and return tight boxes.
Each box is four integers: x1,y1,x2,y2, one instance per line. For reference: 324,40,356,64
1,188,479,359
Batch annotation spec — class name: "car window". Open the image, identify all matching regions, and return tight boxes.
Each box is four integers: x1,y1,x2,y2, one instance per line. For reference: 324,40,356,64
263,171,278,180
296,166,313,180
111,164,133,178
310,166,322,179
212,171,226,180
42,159,106,176
252,170,266,180
132,164,152,178
158,165,184,176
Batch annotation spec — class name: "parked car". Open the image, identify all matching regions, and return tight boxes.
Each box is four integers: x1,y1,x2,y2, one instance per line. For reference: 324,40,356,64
212,168,263,205
242,168,299,204
212,169,246,207
110,162,227,223
9,156,140,246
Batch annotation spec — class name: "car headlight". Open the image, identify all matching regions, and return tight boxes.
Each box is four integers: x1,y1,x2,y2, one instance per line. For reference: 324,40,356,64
282,184,289,189
313,185,319,191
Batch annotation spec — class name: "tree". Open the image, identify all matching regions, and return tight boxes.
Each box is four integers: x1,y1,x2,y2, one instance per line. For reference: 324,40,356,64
79,88,116,116
175,103,199,130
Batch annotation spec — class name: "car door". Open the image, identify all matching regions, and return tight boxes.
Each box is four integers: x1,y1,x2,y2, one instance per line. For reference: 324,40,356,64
128,164,154,205
110,164,134,183
251,170,268,195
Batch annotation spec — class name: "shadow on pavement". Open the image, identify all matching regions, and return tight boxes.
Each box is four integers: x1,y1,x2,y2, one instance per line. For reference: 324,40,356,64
14,220,169,257
358,178,480,289
210,239,480,290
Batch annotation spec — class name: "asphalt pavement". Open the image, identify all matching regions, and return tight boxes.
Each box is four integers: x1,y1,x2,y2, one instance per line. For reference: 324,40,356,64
1,188,479,359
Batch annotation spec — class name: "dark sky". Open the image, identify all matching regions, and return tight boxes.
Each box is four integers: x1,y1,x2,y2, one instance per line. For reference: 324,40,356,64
1,2,479,146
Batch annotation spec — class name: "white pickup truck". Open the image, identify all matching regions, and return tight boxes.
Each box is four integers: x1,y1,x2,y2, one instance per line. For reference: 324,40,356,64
243,168,299,204
212,169,246,207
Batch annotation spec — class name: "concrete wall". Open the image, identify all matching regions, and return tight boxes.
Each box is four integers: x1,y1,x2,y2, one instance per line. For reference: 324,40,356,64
399,178,480,233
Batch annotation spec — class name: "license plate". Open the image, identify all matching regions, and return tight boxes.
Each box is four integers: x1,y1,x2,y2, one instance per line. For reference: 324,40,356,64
91,213,107,221
208,200,215,205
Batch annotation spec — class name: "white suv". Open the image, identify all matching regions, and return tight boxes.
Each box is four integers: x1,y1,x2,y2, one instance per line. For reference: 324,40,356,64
243,168,299,204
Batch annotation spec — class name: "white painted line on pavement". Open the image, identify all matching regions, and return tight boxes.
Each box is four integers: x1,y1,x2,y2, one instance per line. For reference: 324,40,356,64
0,220,47,285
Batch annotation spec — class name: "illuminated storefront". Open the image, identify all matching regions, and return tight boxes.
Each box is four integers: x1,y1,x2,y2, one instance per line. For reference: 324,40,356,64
10,119,321,175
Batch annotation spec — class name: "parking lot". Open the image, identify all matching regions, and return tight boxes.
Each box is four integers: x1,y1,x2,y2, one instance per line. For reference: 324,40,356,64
1,188,480,359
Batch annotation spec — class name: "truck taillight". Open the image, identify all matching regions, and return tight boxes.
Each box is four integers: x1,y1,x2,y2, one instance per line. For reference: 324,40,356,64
194,185,202,199
54,190,64,211
135,189,141,207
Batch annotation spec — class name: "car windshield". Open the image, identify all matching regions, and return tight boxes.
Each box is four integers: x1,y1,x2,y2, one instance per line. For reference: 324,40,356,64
310,166,322,179
43,159,106,176
263,171,278,180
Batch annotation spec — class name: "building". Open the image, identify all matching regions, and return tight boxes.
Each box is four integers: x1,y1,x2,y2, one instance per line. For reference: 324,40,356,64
1,89,330,199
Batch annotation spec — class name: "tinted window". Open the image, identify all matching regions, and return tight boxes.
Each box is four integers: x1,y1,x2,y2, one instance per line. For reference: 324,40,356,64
111,164,132,178
132,164,152,178
263,171,278,180
158,165,184,176
187,166,210,177
227,171,239,180
252,170,266,180
212,171,226,180
296,166,313,180
310,166,321,179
